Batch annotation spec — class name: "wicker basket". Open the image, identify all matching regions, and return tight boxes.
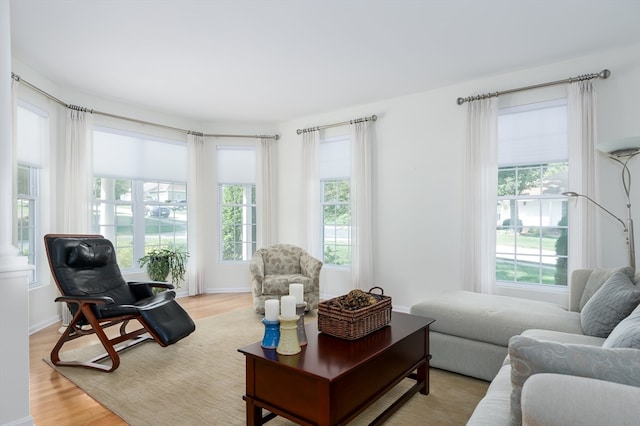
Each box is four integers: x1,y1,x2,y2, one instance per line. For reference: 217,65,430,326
318,287,392,340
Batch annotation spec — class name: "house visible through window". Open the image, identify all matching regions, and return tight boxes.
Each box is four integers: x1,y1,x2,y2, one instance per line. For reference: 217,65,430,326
217,146,256,262
496,99,569,286
92,128,188,270
320,136,351,266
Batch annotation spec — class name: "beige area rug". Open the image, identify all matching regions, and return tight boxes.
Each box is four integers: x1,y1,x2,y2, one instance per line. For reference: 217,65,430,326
46,309,488,425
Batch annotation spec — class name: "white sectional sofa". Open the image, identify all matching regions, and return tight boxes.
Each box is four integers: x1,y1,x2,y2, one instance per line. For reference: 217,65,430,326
410,268,640,425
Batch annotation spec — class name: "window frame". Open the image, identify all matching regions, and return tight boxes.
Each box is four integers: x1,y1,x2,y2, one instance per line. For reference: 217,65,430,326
218,183,256,262
16,99,49,288
496,99,569,289
320,177,352,267
16,164,39,284
319,135,352,267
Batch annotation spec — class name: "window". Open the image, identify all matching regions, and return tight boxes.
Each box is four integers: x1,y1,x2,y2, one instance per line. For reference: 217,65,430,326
219,184,256,261
320,136,351,266
321,178,351,266
17,165,38,283
93,128,188,270
217,146,256,262
16,101,48,286
496,99,569,286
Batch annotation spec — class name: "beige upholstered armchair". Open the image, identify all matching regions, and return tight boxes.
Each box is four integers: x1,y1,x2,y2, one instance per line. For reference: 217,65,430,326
249,244,322,314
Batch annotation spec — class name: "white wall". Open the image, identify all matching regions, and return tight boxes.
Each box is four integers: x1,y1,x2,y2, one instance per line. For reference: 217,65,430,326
275,43,640,311
18,43,640,330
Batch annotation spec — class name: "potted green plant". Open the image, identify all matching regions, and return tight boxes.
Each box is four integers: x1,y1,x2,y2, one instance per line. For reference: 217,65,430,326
138,248,189,289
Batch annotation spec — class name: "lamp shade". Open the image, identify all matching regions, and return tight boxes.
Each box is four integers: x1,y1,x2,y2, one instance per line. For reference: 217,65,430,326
598,136,640,157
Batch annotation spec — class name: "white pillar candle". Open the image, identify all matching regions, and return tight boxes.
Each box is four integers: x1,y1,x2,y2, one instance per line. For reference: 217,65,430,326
264,299,280,321
280,295,297,318
289,283,304,304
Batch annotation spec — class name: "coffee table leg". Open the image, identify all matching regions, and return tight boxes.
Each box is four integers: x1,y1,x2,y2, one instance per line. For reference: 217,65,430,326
245,396,262,425
418,360,429,395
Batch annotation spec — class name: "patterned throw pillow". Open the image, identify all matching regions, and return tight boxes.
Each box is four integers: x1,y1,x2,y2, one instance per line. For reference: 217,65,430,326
603,304,640,349
579,266,635,311
508,335,640,426
580,271,640,337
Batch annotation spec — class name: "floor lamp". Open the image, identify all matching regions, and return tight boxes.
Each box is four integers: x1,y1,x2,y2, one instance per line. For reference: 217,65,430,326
564,136,640,270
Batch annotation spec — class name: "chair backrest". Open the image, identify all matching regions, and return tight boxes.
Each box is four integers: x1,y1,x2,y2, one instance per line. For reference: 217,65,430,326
258,244,304,276
44,234,138,318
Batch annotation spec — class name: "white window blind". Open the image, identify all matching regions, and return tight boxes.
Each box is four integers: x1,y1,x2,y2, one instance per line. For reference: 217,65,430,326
17,101,47,167
217,146,255,183
93,127,187,182
320,136,350,179
498,99,568,166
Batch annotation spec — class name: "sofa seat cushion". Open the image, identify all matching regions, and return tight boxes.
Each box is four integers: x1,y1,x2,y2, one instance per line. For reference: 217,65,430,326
410,290,582,347
262,274,312,295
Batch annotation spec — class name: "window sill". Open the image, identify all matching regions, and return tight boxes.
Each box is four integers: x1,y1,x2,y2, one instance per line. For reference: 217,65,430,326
495,282,569,307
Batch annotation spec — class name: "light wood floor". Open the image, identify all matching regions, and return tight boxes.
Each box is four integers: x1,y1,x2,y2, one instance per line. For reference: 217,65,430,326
29,292,253,426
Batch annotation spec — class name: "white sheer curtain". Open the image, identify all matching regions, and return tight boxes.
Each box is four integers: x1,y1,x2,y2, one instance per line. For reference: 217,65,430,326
301,130,321,258
256,137,277,248
187,133,207,295
63,108,93,234
350,121,374,289
461,98,499,294
61,108,93,325
11,79,18,245
567,80,599,269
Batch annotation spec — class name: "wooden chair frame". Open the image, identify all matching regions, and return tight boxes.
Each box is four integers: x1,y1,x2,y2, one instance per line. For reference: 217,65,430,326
52,287,172,372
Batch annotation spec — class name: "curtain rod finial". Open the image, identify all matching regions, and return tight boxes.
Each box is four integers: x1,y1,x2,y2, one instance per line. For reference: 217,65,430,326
456,97,465,105
599,69,611,79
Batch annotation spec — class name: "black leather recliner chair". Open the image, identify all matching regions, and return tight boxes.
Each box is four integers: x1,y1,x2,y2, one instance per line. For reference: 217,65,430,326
44,234,196,372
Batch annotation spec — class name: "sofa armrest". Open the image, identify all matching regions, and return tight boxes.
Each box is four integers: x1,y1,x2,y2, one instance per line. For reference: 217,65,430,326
522,373,640,426
569,269,593,312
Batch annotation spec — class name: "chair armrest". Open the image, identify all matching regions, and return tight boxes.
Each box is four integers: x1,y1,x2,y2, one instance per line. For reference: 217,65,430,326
522,373,640,426
54,295,114,305
128,281,174,299
300,251,322,279
128,281,175,289
249,253,265,281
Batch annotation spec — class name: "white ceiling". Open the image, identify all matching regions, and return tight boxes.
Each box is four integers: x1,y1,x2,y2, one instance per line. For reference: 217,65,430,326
10,0,640,125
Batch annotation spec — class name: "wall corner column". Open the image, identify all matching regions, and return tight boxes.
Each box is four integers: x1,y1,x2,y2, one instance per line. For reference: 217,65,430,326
0,1,35,425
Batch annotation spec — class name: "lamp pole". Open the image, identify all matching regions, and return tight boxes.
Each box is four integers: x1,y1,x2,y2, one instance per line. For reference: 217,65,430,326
607,148,640,270
563,192,635,269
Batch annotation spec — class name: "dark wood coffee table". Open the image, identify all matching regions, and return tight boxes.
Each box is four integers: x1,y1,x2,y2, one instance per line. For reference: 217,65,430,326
238,312,435,425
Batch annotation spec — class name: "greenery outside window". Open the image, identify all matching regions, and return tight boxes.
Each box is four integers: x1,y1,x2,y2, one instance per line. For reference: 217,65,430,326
93,178,187,270
219,184,256,261
321,178,351,266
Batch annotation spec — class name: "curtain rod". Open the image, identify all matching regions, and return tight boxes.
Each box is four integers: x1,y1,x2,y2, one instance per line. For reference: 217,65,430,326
11,73,279,140
456,69,611,105
296,114,377,134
